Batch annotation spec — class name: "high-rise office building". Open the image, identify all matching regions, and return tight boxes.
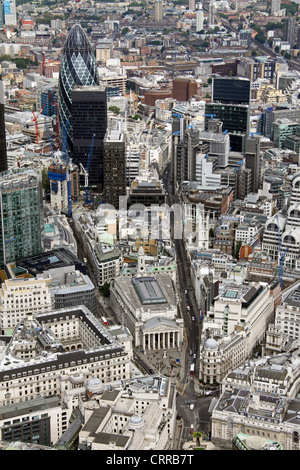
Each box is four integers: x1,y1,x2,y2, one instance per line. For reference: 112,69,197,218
285,17,296,47
206,77,251,151
40,86,57,117
72,85,107,190
58,24,99,154
205,102,250,152
0,76,7,173
212,76,251,105
196,7,204,32
208,0,215,26
0,3,4,28
189,0,196,11
3,0,16,26
103,129,126,209
154,0,163,21
0,169,43,269
244,136,261,193
271,0,281,15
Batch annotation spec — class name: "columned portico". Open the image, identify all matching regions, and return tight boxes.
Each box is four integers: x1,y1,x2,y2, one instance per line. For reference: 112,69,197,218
143,329,181,351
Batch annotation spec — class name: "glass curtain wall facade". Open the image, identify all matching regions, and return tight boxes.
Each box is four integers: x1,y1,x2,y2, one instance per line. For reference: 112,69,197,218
0,77,7,173
72,86,107,190
205,102,250,152
58,24,99,153
0,169,43,269
212,77,251,105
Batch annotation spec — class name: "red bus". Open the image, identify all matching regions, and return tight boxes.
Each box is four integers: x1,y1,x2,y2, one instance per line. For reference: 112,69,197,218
190,363,195,377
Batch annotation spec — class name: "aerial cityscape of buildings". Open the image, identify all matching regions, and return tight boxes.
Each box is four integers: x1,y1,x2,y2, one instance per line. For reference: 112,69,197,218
1,0,300,453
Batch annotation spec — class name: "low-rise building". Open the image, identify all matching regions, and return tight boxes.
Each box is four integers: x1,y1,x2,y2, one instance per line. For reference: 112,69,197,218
78,375,176,450
0,277,52,335
110,252,183,351
275,285,300,340
211,351,300,450
0,306,131,409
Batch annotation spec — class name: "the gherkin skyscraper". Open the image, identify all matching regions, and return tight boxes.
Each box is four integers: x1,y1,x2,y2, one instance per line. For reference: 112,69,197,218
58,24,99,153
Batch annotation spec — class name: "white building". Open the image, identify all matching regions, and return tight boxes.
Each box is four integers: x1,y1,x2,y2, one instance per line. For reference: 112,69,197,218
195,153,222,186
0,306,131,409
3,0,17,26
196,8,204,32
204,281,274,351
110,252,183,351
271,0,281,14
275,286,300,341
199,330,247,385
0,277,52,335
98,60,127,95
78,375,176,450
92,243,123,287
0,395,71,446
262,174,300,270
211,351,300,450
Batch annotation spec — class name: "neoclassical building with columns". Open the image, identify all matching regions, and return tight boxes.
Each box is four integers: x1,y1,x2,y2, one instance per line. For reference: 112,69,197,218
110,251,184,352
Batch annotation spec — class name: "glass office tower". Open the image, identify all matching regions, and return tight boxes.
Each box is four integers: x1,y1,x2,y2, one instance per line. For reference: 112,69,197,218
212,77,251,105
206,76,251,151
0,169,43,269
72,85,107,190
58,24,99,153
0,76,7,173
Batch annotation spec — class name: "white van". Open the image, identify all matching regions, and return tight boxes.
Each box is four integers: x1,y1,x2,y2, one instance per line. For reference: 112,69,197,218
190,404,194,410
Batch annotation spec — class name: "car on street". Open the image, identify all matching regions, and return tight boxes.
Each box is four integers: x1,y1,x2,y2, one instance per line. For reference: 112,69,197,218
192,316,195,321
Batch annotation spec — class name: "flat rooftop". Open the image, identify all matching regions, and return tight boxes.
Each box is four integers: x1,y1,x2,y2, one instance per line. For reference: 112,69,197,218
8,248,86,277
132,277,167,305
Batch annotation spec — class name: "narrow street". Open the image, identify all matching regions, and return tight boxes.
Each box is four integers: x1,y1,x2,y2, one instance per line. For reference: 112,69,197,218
161,162,213,446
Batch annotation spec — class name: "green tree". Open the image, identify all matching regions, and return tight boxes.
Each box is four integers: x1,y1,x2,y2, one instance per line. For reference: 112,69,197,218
109,105,121,115
41,168,50,193
100,282,110,297
235,240,242,260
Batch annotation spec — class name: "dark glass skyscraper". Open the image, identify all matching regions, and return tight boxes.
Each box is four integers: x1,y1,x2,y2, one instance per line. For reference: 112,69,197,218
58,24,99,153
212,77,250,105
0,76,8,173
72,85,107,190
206,76,250,152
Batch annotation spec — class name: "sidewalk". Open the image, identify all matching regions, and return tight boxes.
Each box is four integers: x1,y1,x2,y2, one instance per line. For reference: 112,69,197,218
134,341,188,384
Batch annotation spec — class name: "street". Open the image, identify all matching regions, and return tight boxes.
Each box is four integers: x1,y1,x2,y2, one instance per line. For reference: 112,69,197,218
161,161,213,447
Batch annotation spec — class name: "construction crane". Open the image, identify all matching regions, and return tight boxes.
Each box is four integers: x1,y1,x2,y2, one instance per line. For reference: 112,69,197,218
80,133,95,205
275,214,289,289
172,112,183,119
61,120,72,218
249,132,262,138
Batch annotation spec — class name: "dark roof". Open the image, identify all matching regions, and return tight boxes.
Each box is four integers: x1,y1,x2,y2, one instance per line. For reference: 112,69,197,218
63,24,92,54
